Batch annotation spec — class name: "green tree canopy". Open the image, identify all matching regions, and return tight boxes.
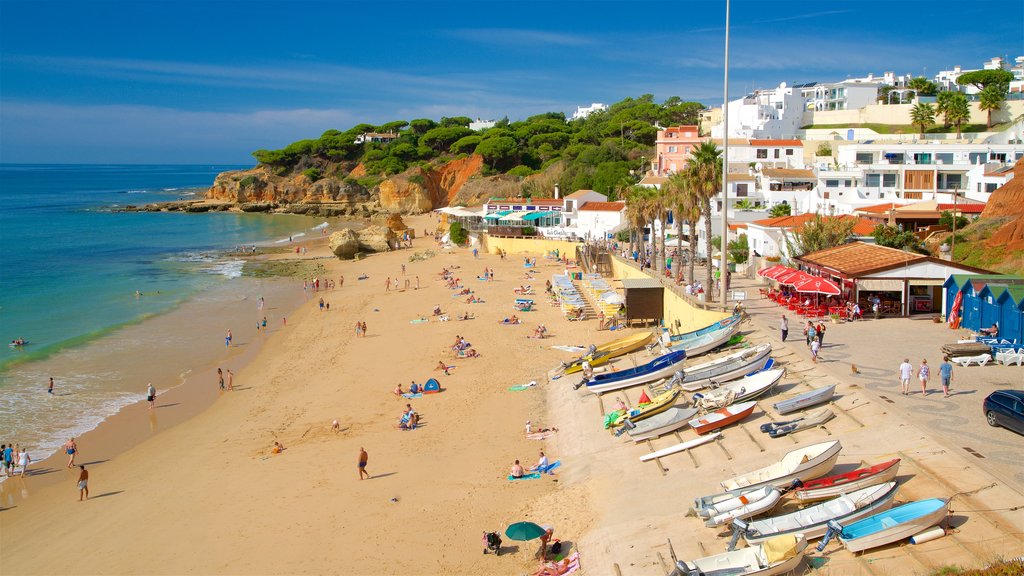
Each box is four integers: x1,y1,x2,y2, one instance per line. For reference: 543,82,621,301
955,69,1014,91
408,118,438,134
420,126,475,152
978,85,1006,128
871,224,923,252
783,214,857,257
474,136,519,171
907,77,938,96
439,116,473,128
910,102,936,135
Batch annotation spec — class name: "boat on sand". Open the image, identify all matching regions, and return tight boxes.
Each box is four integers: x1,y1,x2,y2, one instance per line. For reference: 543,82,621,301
720,440,842,491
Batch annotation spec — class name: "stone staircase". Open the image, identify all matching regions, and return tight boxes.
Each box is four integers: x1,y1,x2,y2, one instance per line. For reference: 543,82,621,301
569,278,598,321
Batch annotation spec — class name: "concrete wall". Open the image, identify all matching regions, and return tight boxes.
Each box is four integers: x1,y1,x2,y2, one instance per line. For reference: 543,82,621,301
803,101,1024,128
608,256,729,332
479,234,582,256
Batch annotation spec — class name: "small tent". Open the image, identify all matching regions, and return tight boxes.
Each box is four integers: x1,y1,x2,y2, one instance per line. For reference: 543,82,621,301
423,378,441,394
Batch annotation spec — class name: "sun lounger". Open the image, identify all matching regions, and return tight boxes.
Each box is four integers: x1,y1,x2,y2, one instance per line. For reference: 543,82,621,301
995,350,1024,366
952,353,992,367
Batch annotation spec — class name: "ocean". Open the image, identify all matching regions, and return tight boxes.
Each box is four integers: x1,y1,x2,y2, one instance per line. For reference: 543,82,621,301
0,164,325,463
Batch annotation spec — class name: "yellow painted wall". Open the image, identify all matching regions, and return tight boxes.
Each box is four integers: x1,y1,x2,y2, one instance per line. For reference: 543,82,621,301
480,234,582,256
608,256,729,332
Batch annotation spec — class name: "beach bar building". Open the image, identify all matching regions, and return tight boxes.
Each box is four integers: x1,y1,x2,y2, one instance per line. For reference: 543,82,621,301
794,242,991,317
944,275,1024,341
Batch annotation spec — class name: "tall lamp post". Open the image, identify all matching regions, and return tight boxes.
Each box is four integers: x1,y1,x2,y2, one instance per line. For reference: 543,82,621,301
719,0,732,308
950,185,959,260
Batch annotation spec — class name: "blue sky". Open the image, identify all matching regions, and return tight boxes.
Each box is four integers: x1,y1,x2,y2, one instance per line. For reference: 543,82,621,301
1,0,1021,164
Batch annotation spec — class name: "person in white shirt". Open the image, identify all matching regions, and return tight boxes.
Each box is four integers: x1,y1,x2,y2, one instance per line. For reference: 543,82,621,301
898,359,914,395
532,451,549,472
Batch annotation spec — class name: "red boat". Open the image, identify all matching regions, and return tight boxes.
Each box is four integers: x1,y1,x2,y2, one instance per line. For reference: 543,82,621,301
793,458,901,502
687,401,757,435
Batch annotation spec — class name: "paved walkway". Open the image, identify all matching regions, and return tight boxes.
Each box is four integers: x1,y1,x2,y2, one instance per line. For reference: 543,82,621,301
731,274,1024,492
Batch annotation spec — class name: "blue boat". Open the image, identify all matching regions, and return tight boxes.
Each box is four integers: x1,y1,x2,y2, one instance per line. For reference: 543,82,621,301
578,350,687,394
817,498,949,553
663,314,741,344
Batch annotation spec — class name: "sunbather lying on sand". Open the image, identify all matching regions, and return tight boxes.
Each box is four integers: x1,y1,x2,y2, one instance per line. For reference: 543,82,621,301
466,295,483,303
436,361,450,375
458,312,475,321
461,348,480,358
271,441,286,454
501,315,521,324
525,420,558,435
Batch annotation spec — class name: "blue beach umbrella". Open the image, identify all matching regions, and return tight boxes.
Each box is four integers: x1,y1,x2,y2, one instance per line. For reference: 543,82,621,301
504,521,547,541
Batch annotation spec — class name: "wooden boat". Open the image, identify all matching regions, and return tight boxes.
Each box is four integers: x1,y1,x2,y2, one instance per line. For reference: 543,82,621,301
582,350,688,394
693,369,783,409
664,317,743,358
772,384,837,415
663,314,741,344
793,459,901,503
694,486,784,527
554,331,654,375
760,408,834,438
640,432,720,462
607,387,681,428
623,406,700,442
669,534,807,576
721,440,843,492
651,343,773,393
739,482,900,545
688,401,757,435
818,498,950,553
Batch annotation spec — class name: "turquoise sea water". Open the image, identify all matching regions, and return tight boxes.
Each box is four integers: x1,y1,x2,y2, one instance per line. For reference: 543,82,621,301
0,164,319,369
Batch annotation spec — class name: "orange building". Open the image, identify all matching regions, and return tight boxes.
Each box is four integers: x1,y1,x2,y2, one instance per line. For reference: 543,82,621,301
654,125,704,176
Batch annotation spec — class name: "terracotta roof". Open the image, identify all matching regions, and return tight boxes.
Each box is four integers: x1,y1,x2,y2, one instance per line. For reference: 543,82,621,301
728,173,756,181
639,175,668,185
750,213,876,236
856,202,906,214
762,168,815,179
709,138,751,146
728,223,747,231
579,201,626,212
797,241,927,276
749,139,803,147
936,203,986,214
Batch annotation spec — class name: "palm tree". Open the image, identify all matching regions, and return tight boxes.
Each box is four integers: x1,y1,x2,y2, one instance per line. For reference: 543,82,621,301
910,103,935,135
935,92,955,128
907,77,937,97
686,141,723,301
624,188,646,258
944,93,971,137
666,171,702,285
978,85,1006,129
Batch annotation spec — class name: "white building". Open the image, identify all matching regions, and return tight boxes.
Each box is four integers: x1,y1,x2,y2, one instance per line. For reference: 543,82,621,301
798,80,881,112
575,201,627,240
571,103,608,121
710,82,805,139
469,118,497,131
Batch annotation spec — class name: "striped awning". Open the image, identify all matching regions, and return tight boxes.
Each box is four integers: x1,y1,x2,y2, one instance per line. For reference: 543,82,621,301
484,210,512,220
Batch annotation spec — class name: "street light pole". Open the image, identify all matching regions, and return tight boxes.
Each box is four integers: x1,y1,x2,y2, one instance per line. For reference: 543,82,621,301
719,0,731,308
950,185,959,260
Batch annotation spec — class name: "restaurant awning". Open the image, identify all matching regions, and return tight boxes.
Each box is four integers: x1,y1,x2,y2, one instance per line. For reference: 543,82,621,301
857,279,903,291
522,211,554,221
501,212,529,222
484,210,512,220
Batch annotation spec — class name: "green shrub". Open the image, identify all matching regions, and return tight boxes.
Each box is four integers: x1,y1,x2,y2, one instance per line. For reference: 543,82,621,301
816,143,833,156
239,175,258,188
728,234,749,264
302,168,322,181
449,222,468,245
507,165,537,178
407,174,426,186
521,226,536,236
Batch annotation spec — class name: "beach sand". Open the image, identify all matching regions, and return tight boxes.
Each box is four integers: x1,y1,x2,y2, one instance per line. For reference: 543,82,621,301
0,215,602,575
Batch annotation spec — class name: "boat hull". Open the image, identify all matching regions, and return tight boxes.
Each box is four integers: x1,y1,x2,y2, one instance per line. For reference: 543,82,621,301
666,320,742,357
772,384,837,415
721,441,843,492
838,499,949,553
681,535,807,576
585,352,687,394
677,344,773,392
664,314,741,343
795,459,901,503
689,401,757,435
627,407,699,442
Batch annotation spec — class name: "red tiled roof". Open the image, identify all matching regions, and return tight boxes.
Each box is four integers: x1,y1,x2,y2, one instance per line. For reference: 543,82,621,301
749,139,803,147
565,189,600,199
936,203,986,214
578,201,626,212
728,224,747,231
796,241,926,276
751,213,876,235
856,202,906,214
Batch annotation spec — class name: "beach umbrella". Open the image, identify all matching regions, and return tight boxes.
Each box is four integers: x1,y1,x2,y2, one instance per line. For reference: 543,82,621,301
777,271,812,286
757,264,786,278
505,521,547,541
791,276,841,296
765,266,796,280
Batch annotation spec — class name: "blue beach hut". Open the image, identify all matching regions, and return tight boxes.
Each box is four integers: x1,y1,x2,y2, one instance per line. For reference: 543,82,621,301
995,287,1024,344
978,284,1008,330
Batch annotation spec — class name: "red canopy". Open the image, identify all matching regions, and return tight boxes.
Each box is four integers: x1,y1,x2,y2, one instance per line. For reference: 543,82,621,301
757,264,788,278
777,270,813,286
791,276,842,295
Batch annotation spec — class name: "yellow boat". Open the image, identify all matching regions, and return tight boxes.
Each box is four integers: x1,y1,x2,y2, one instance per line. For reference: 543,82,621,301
606,387,681,428
558,331,654,375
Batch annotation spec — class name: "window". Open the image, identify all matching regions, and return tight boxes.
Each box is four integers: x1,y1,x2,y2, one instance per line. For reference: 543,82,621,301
937,173,963,189
844,180,852,187
564,200,574,212
985,183,998,193
736,183,748,197
969,152,985,164
866,174,881,187
774,149,780,159
990,153,1007,163
856,152,873,164
882,174,897,187
668,146,677,153
935,153,954,164
825,179,840,187
913,153,932,165
756,149,767,159
785,149,794,156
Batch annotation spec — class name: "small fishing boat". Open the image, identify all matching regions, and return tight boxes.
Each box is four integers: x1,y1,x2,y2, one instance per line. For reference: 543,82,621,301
693,369,784,410
606,387,681,428
623,406,700,442
793,459,901,503
817,498,950,553
553,331,654,376
720,440,842,492
693,486,784,527
669,534,807,576
663,314,741,344
760,408,834,438
664,316,743,358
737,481,900,545
581,350,687,394
650,343,773,393
688,401,757,435
772,384,837,415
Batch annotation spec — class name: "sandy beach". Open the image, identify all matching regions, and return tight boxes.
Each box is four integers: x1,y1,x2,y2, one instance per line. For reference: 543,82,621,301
3,215,1021,575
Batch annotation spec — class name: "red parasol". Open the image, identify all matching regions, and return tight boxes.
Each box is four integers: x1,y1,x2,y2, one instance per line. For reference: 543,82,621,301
791,276,841,295
777,270,812,286
757,264,787,278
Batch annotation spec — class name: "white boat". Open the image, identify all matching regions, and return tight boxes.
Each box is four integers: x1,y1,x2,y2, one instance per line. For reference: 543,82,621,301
818,498,950,553
624,406,700,442
772,384,837,415
669,534,807,576
721,440,842,492
679,344,773,392
693,369,783,410
663,314,741,344
664,318,743,358
696,486,784,527
739,482,900,545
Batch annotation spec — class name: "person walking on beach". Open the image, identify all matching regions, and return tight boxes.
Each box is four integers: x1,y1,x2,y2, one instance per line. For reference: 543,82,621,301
361,321,367,337
401,263,406,275
48,376,54,395
804,322,816,348
358,448,370,480
415,276,420,290
226,369,234,391
218,368,225,390
939,356,954,398
65,438,78,468
815,321,826,347
355,322,363,338
225,329,232,348
319,297,325,312
262,317,267,331
2,444,12,476
339,275,344,288
898,359,913,396
810,336,821,363
918,359,930,396
147,383,156,409
18,448,30,478
77,465,89,501
385,277,391,292
780,315,788,342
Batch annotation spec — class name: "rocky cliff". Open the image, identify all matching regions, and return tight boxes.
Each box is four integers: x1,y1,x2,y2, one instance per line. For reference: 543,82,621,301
980,159,1024,253
378,155,485,213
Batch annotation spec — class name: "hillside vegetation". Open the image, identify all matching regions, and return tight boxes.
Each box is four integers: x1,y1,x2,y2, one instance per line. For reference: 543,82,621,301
250,95,704,199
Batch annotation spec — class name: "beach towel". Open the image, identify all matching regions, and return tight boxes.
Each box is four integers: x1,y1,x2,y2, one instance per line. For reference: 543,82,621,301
402,393,423,399
409,318,428,324
508,472,543,481
551,345,586,353
533,552,581,576
526,431,555,440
